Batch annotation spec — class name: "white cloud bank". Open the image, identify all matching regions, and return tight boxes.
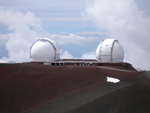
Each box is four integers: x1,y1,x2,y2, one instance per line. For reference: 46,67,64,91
84,0,150,70
0,6,42,62
81,51,95,59
39,32,101,46
60,51,75,59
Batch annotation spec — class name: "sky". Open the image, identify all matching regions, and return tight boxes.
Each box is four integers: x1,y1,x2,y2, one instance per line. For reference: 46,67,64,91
0,0,150,70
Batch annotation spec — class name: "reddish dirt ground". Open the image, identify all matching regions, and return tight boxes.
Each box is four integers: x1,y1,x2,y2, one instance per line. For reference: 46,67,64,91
0,63,141,113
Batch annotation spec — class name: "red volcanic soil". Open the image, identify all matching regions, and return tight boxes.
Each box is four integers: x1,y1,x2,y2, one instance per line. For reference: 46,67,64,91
0,63,140,113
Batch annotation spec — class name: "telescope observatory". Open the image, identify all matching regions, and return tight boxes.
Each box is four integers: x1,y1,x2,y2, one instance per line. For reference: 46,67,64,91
96,39,124,62
30,38,60,61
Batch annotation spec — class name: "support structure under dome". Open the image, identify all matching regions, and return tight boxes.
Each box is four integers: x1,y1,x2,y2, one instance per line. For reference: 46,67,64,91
30,38,60,61
96,39,124,62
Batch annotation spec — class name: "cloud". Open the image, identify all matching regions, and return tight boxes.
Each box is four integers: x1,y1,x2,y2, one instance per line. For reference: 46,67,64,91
60,51,96,59
41,17,85,22
39,32,103,46
0,6,42,62
60,51,75,59
84,0,150,70
0,34,9,45
81,51,95,59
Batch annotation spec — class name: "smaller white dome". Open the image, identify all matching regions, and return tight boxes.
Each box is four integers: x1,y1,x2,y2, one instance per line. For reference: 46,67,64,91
30,38,60,61
96,39,124,62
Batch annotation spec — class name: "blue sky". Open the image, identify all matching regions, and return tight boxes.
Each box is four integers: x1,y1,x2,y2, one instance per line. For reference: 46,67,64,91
0,0,150,70
0,0,94,33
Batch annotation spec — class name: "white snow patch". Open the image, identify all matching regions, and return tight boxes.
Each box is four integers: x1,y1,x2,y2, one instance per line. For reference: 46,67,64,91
107,77,120,83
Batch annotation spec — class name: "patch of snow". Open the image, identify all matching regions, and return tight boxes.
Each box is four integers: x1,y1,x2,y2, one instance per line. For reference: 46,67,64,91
107,77,120,83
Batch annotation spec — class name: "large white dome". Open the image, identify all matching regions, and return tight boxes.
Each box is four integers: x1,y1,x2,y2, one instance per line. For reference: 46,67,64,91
96,39,124,62
30,38,60,61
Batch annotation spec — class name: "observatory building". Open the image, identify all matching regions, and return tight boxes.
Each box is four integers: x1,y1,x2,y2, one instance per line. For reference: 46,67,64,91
30,38,124,65
30,38,60,62
96,39,124,62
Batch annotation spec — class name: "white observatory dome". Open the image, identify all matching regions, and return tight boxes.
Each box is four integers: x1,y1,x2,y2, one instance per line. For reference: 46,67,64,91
96,39,124,62
30,38,60,61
